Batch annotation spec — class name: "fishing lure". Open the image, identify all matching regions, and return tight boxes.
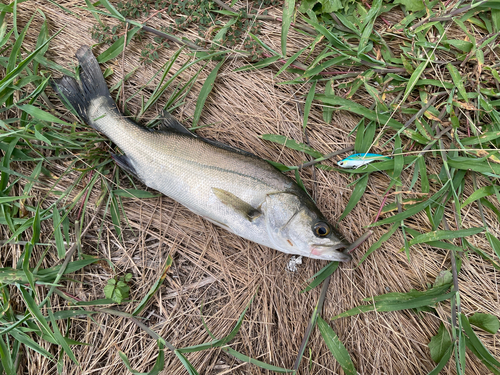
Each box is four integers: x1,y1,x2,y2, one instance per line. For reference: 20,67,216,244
337,153,392,169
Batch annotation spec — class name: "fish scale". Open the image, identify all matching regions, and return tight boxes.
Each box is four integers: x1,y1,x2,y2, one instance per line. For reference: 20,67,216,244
51,45,351,262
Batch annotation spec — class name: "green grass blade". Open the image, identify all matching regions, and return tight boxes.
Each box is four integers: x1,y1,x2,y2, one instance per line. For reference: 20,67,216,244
261,134,322,158
97,0,125,21
52,208,66,259
358,223,400,265
281,0,295,56
223,347,293,373
0,28,59,94
0,334,14,375
16,104,72,126
18,286,55,341
0,195,30,204
486,231,500,260
317,316,356,375
132,256,173,316
301,261,339,293
7,14,33,74
333,286,454,320
369,183,449,227
408,227,484,246
403,59,430,103
174,351,199,375
462,185,498,207
338,174,369,221
448,156,500,175
446,63,468,102
427,346,453,375
303,80,317,130
192,60,224,127
177,297,253,353
358,0,382,55
97,26,140,64
47,305,79,365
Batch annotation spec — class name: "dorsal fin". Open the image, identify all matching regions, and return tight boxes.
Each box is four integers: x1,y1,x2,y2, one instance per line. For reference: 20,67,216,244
202,138,257,158
159,110,196,137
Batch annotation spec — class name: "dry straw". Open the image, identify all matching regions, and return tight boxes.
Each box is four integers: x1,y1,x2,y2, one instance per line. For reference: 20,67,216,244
1,1,499,374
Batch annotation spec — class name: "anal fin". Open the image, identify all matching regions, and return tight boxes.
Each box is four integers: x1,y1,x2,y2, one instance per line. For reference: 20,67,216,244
111,153,141,181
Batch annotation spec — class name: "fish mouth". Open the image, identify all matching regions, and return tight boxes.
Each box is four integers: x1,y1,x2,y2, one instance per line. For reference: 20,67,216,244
309,244,351,262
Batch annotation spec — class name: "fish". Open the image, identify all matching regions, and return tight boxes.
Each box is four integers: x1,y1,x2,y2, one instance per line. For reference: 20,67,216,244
51,46,351,262
337,153,392,169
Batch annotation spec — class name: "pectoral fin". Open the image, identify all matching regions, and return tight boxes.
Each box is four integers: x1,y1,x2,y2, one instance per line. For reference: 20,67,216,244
212,188,261,221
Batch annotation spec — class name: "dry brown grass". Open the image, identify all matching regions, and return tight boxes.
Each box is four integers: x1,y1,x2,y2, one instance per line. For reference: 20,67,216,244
2,1,500,374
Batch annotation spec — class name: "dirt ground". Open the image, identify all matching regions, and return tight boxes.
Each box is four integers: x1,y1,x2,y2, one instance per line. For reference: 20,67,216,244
3,1,500,374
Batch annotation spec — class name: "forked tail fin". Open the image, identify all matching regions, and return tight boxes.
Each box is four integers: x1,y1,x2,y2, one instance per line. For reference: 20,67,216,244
51,46,117,127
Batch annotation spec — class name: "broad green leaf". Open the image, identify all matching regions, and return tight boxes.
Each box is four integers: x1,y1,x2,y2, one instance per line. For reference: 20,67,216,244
317,317,356,375
9,329,53,359
469,313,500,334
281,0,295,56
408,227,484,246
447,39,473,53
339,174,369,221
434,271,453,288
261,134,323,158
193,60,224,127
428,323,452,363
460,314,500,369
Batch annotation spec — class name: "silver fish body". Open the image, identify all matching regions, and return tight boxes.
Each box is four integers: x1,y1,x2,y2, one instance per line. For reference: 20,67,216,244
52,46,350,262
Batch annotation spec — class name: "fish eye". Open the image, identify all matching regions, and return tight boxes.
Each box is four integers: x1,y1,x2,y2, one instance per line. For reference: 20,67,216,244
313,222,331,237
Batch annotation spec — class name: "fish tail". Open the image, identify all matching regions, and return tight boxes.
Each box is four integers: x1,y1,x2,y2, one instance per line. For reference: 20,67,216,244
51,46,116,128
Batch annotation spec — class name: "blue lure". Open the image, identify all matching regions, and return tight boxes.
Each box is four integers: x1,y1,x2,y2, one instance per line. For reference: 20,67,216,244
338,153,392,169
